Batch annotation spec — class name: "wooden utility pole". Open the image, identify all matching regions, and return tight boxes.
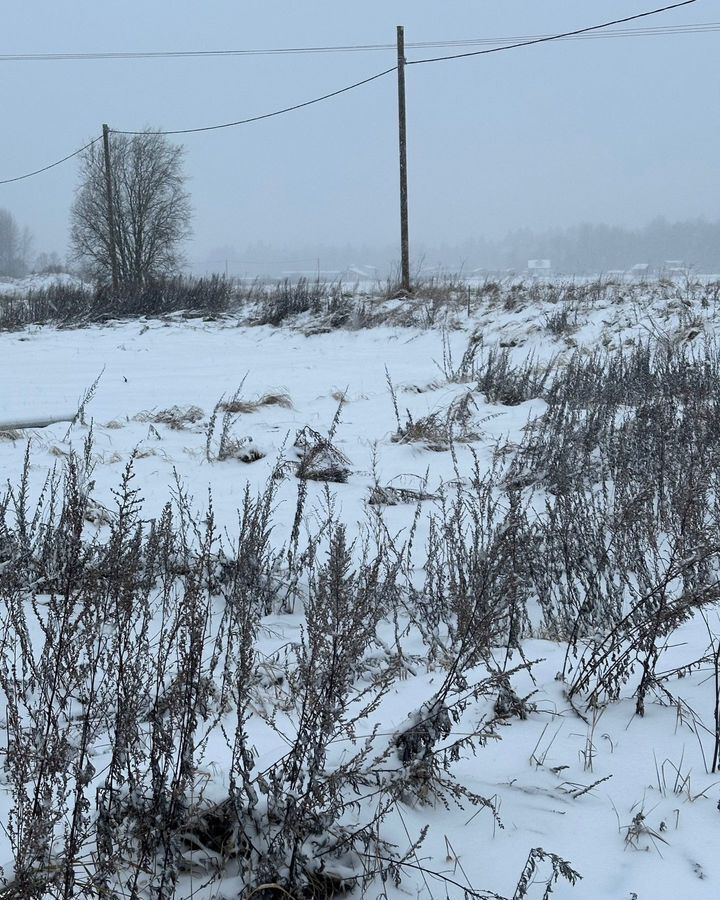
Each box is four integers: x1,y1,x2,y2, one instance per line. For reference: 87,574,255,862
396,26,411,294
102,124,120,294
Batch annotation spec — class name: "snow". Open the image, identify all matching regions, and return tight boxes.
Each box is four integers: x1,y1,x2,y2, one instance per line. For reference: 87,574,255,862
1,281,720,898
0,272,85,296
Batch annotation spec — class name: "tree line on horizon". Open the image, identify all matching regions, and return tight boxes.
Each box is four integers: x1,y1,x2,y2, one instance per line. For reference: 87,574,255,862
227,218,720,278
3,138,719,283
480,218,720,274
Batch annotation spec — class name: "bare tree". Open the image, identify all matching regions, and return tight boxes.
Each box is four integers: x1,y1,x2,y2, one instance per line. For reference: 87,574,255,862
34,251,65,274
0,208,32,277
70,130,192,286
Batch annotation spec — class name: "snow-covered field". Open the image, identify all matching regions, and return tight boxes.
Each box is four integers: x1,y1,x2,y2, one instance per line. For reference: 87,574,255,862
0,272,85,296
2,280,720,898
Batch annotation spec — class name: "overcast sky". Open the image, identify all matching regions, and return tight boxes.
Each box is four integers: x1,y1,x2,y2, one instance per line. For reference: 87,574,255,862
1,0,717,268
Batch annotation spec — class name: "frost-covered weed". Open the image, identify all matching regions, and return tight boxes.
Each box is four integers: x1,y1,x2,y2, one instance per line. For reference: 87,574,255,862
0,447,537,898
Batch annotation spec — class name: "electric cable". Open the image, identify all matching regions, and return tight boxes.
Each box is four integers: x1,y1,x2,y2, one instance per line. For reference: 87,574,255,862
0,136,101,185
0,17,714,61
110,66,397,136
0,0,706,183
408,0,699,64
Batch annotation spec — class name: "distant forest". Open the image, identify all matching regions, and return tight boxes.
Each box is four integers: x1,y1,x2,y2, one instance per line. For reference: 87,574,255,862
219,218,720,277
459,218,720,274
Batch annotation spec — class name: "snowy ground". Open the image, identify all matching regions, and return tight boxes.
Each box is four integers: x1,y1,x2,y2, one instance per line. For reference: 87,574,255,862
2,281,720,898
0,272,85,296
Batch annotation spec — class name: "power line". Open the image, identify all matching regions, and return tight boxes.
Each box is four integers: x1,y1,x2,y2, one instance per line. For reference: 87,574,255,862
0,67,396,183
0,19,715,62
3,45,390,62
408,0,700,65
112,1,704,138
110,66,397,136
0,0,706,182
0,137,101,185
408,22,720,50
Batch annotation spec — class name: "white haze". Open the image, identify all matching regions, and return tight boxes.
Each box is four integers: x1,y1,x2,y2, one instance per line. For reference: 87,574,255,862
1,0,718,271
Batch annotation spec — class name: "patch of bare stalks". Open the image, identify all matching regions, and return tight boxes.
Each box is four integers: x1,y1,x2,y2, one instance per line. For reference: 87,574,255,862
0,431,586,898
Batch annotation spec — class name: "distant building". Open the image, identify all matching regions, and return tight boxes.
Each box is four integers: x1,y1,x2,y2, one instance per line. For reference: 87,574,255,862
663,260,688,277
629,263,650,279
527,259,552,275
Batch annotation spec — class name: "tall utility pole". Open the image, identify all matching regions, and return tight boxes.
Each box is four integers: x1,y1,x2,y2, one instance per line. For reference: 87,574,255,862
396,26,411,294
102,124,120,294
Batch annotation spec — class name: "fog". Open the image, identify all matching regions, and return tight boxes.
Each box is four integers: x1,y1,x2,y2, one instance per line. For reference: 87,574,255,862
1,0,717,273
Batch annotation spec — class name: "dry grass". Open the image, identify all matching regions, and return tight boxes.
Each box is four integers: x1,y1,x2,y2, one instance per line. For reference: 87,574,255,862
392,392,486,452
293,426,352,483
217,392,292,414
134,405,205,429
391,410,452,452
367,484,436,506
